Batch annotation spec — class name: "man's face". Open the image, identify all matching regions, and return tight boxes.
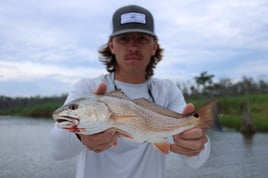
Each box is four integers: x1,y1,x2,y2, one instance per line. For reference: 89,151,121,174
109,32,157,75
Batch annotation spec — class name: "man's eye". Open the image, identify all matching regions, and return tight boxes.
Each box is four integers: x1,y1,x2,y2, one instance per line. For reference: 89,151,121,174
118,36,130,43
138,36,150,43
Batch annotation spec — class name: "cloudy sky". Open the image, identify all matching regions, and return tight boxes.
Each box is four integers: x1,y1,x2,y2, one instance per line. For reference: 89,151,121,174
1,0,267,97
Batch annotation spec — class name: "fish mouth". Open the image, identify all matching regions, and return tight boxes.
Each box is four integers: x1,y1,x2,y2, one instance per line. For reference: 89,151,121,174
55,116,80,129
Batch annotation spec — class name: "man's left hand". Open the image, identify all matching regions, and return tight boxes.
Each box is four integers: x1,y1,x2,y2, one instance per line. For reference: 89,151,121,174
170,103,208,156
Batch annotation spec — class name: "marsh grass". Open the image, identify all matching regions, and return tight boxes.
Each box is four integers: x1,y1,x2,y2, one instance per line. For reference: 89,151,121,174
188,93,268,132
0,102,62,118
1,93,268,132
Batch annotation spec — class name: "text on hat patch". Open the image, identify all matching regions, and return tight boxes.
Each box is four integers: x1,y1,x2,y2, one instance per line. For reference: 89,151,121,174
121,12,146,24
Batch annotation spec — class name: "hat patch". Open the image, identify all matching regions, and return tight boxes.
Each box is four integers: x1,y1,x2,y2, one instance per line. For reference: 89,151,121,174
121,12,146,24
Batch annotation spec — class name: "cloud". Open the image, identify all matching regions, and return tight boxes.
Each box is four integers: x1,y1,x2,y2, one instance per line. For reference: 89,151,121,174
0,0,267,97
0,60,105,82
0,60,106,96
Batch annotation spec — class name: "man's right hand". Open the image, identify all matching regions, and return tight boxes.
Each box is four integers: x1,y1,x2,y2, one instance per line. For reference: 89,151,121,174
78,82,120,153
80,128,120,153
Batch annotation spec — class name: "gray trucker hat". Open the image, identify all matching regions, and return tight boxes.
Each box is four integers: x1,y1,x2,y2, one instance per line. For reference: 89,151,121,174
110,5,156,37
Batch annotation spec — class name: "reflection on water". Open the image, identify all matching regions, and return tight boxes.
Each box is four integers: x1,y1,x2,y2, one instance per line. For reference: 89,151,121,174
1,116,268,178
166,128,268,178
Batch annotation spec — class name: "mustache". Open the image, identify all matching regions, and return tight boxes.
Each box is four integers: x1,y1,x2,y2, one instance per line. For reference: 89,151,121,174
125,53,142,58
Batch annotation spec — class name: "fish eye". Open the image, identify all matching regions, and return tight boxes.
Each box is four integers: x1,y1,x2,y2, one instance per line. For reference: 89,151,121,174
193,112,199,118
69,104,78,110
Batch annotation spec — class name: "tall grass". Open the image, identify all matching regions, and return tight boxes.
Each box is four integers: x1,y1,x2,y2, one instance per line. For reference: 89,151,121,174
187,93,268,132
1,93,268,132
1,102,62,118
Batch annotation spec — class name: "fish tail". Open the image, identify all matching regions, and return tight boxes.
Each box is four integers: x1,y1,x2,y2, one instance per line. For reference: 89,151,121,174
195,100,222,131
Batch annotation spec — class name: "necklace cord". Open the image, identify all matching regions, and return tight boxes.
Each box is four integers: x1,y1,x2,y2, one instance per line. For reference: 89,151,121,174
112,73,155,102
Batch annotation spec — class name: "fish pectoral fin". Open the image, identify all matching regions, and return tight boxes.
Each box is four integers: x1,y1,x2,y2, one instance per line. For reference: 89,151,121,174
151,139,170,155
112,141,118,147
117,129,133,139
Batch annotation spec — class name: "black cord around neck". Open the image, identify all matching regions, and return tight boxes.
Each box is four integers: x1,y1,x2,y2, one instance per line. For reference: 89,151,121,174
112,74,155,103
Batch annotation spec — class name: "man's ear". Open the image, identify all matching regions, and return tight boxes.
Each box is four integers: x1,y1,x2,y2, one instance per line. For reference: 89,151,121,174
152,42,158,56
109,41,115,54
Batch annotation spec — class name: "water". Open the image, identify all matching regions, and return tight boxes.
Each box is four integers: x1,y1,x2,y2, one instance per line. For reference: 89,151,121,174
166,129,268,178
0,116,75,178
1,116,268,178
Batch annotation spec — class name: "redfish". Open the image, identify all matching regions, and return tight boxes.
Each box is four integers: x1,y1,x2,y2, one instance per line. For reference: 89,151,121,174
53,90,222,154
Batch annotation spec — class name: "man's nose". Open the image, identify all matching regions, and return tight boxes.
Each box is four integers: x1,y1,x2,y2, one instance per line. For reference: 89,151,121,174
128,38,139,52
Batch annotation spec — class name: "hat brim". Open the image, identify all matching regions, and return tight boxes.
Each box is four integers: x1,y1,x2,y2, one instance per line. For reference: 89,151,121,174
110,29,157,37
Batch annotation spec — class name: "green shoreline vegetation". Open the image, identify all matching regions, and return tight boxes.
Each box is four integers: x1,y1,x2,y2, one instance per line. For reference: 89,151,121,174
1,72,268,132
0,93,267,132
188,93,268,132
0,95,66,118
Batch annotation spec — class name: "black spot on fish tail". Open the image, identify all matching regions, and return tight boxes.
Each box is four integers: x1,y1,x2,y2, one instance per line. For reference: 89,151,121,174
196,100,222,132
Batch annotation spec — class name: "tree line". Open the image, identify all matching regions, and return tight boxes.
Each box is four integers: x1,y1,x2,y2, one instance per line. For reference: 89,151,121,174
178,71,268,99
0,71,267,111
0,94,67,111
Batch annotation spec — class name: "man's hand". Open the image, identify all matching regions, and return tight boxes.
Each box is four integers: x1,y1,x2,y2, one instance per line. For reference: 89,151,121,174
78,82,120,153
93,82,107,95
170,103,208,156
80,128,120,153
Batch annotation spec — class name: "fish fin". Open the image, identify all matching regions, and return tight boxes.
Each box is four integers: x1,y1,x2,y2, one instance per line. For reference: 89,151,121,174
194,100,222,131
112,141,118,146
117,129,133,139
152,139,170,155
133,98,184,119
105,90,130,100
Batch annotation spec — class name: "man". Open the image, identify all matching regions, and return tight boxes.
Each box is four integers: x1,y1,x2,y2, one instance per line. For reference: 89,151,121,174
48,5,210,178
